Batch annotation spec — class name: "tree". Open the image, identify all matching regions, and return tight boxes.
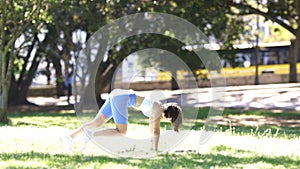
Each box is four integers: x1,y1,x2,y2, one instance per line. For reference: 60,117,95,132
8,0,99,105
42,0,107,100
229,0,300,82
78,0,246,105
0,0,43,123
1,0,248,118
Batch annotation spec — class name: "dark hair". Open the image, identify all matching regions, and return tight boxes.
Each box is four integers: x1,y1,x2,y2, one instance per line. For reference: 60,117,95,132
163,105,179,122
162,103,183,132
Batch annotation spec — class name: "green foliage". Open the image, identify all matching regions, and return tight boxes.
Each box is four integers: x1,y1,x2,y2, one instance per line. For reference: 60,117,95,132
266,0,296,23
1,0,253,111
0,0,47,122
230,0,297,35
4,0,300,118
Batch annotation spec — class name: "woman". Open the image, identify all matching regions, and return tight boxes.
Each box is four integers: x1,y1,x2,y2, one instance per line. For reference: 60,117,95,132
61,89,183,151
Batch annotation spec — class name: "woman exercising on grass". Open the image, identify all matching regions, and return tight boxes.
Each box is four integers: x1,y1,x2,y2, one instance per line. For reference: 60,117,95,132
61,89,183,151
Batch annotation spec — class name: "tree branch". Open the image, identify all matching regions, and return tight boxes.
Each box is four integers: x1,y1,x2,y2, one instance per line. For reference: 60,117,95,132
18,33,38,86
3,0,42,83
229,1,296,35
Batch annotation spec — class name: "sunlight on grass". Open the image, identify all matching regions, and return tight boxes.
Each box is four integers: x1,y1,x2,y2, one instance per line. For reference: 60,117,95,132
1,108,299,168
1,125,299,168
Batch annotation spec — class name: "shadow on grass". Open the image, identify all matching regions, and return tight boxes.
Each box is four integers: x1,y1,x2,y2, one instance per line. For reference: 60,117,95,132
191,121,300,139
7,111,77,118
183,107,300,119
1,148,299,169
3,108,300,139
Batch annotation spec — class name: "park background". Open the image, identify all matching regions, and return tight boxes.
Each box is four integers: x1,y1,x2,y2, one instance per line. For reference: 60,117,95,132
1,0,300,168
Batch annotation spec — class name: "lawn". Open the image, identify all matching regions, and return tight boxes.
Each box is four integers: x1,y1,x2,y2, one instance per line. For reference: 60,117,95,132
0,107,300,169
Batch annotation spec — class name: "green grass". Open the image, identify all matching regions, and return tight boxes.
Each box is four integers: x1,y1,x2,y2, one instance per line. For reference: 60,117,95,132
4,107,300,139
6,111,80,129
1,149,299,169
1,108,300,168
185,107,300,139
190,107,300,119
4,107,300,140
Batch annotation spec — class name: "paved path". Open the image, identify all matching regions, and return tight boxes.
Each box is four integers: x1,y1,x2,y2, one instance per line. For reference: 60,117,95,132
179,83,300,111
28,83,300,111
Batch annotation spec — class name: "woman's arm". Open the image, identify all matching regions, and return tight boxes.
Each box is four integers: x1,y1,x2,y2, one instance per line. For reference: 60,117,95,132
149,102,161,151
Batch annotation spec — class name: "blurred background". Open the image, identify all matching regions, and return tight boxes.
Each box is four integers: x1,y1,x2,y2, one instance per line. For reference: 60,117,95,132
1,1,300,168
1,0,299,115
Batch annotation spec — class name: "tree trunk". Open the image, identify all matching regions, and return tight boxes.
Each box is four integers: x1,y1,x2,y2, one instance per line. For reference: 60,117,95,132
0,51,14,124
0,43,15,123
8,51,42,105
0,80,10,124
51,55,64,98
289,39,298,83
8,37,42,105
95,61,117,108
290,0,300,83
0,1,7,123
171,69,179,90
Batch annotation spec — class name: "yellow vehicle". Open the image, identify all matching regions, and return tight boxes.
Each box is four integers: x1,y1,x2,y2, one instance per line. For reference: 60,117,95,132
158,43,299,79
